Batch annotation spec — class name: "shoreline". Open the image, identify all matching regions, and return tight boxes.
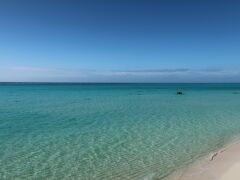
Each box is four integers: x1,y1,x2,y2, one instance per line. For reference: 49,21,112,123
170,139,240,180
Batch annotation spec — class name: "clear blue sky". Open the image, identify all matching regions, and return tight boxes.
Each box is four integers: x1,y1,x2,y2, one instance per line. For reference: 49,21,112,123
0,0,240,82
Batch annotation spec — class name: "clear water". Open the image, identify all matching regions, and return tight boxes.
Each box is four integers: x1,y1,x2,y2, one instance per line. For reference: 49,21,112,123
1,83,240,180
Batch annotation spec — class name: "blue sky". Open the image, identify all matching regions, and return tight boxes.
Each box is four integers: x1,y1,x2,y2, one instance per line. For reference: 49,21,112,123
0,0,240,82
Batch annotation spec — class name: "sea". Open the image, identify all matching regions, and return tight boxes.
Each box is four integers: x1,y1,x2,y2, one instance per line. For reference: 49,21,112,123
1,83,240,179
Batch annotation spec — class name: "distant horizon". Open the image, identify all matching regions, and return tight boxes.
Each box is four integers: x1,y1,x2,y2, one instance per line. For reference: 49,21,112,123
1,66,240,83
1,82,240,84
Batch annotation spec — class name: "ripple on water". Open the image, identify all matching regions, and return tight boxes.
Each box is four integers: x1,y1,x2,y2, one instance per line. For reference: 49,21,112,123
1,84,240,179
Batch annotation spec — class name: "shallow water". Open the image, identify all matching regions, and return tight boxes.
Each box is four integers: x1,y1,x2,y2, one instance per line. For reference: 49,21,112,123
1,83,240,179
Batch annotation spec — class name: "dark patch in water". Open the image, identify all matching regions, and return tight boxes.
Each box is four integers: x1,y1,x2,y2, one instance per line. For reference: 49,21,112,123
176,91,183,95
68,118,77,122
83,98,91,101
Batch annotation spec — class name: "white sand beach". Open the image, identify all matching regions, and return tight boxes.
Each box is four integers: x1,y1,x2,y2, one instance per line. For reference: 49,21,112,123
174,142,240,180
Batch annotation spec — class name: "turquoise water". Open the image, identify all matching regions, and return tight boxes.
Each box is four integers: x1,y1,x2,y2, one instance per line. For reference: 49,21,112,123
1,83,240,180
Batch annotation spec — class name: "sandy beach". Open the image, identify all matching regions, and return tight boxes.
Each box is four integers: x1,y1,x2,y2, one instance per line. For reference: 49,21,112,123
174,141,240,180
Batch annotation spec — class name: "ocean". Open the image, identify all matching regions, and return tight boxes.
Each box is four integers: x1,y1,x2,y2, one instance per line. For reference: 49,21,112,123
1,83,240,179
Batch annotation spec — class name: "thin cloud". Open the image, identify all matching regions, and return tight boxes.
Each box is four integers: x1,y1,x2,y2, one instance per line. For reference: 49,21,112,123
1,66,240,82
118,69,190,73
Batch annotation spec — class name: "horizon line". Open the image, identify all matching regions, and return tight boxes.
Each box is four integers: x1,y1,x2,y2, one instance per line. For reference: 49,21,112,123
1,82,240,84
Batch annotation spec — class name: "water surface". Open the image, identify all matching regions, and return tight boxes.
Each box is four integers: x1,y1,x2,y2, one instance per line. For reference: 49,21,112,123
1,83,240,179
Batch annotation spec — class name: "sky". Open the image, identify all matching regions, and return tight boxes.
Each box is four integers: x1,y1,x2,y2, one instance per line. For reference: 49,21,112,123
0,0,240,82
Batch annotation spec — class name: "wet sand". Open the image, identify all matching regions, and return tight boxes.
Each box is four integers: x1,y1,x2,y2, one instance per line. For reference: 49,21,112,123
174,141,240,180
